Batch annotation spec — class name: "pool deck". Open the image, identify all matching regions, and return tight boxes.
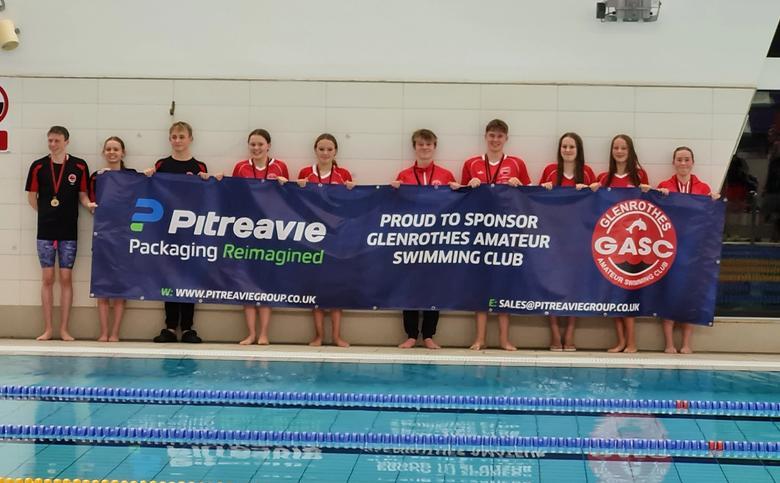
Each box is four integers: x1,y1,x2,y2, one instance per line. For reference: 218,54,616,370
0,339,778,370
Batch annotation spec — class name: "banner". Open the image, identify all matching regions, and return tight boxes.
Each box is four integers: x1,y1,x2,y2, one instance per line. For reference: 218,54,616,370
91,172,725,324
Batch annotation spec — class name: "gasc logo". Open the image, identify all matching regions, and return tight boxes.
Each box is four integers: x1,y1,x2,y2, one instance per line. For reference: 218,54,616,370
131,198,164,232
592,199,677,290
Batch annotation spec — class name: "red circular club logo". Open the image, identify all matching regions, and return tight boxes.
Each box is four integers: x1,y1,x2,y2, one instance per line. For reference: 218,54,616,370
0,86,8,124
592,199,677,290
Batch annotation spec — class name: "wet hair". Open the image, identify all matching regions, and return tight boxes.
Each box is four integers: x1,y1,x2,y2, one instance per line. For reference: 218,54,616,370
485,119,509,135
411,129,438,147
169,121,193,137
606,134,641,187
47,126,70,141
248,129,271,144
672,146,694,163
102,136,127,170
555,132,586,186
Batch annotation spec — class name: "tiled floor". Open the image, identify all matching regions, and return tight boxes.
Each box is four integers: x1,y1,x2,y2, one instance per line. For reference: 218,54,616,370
3,339,780,370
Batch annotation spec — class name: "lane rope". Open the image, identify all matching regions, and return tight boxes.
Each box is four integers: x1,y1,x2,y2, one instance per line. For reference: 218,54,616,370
1,385,778,419
0,385,780,418
0,423,778,460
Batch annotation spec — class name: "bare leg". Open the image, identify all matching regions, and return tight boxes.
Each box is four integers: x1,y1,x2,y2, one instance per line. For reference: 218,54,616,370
498,313,517,351
59,269,75,341
563,317,577,350
109,299,125,342
240,306,256,345
548,316,562,350
309,309,325,346
37,268,55,341
331,309,349,347
662,319,677,353
623,317,637,353
97,298,110,342
257,306,271,345
680,323,694,354
470,312,487,350
607,318,626,353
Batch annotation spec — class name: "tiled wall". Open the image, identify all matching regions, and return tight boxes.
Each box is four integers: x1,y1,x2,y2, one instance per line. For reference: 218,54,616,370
0,78,753,307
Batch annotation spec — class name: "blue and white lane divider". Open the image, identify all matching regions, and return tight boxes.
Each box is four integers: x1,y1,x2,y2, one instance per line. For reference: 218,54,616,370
0,423,779,460
1,385,778,419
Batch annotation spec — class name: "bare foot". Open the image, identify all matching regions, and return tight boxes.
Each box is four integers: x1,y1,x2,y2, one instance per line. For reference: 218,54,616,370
607,344,625,353
680,346,693,354
36,330,52,341
501,343,518,352
469,341,485,350
257,335,269,345
309,338,322,347
108,335,120,342
623,345,638,354
97,334,108,342
334,338,350,348
239,335,255,345
398,338,417,349
60,331,75,342
664,346,678,354
423,338,441,349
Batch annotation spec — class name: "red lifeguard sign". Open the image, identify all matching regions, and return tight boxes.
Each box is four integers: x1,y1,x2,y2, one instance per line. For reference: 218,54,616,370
0,85,8,151
0,85,8,123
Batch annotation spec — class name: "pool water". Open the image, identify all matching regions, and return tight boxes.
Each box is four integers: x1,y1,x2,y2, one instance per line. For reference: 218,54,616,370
0,355,779,482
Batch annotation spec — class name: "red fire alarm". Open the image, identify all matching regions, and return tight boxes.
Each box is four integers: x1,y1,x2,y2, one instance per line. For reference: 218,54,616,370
0,131,6,151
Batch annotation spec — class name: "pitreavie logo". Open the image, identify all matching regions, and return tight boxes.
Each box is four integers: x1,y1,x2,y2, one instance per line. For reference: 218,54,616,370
592,199,677,290
131,198,164,232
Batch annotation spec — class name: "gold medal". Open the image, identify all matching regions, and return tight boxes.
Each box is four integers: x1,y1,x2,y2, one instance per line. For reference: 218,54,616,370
50,197,60,207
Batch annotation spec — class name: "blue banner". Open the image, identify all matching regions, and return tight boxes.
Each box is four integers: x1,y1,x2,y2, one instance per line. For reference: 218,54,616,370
91,171,725,325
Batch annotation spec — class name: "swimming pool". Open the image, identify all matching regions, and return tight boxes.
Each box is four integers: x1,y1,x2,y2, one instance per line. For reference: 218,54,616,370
0,355,778,482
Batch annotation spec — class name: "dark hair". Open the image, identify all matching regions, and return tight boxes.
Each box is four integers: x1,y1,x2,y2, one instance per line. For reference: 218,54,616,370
102,136,127,170
314,133,338,151
169,121,193,137
248,129,272,144
47,126,70,141
672,146,694,163
607,134,641,187
485,119,509,135
555,132,586,186
411,129,437,147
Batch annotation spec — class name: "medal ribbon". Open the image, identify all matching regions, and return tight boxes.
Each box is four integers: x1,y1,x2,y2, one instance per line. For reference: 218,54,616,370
413,161,436,186
316,164,334,184
49,156,68,201
483,154,506,184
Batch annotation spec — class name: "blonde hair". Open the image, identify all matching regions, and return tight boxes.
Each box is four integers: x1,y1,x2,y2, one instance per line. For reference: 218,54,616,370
169,121,193,137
